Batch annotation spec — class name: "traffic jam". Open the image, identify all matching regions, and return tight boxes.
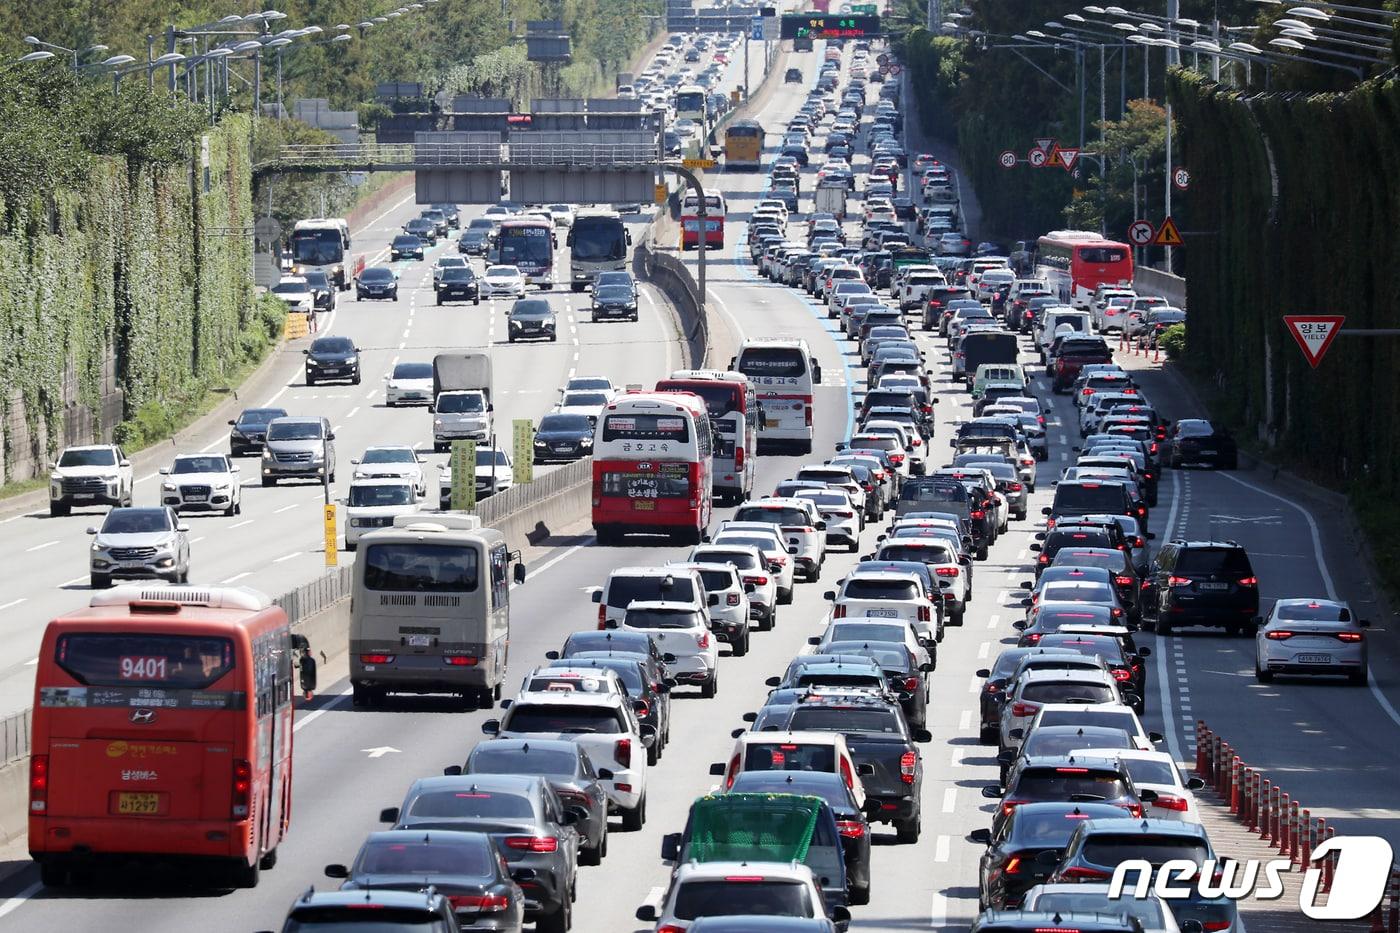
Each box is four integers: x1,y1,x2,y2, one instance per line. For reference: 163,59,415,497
13,19,1368,933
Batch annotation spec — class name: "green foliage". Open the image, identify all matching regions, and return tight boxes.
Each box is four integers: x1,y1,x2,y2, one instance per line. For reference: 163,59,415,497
1059,99,1169,235
1157,323,1186,360
112,400,177,449
1169,68,1400,501
251,117,355,236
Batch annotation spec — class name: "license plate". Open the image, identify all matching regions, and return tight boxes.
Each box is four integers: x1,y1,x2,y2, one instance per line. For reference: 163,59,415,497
1298,653,1332,664
1198,582,1228,591
553,446,572,452
116,792,161,815
407,634,431,648
185,495,207,503
633,500,655,511
764,418,781,429
866,608,899,617
73,493,95,500
1198,448,1216,455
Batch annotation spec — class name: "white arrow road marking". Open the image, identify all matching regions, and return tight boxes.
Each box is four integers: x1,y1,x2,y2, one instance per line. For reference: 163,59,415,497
362,746,401,759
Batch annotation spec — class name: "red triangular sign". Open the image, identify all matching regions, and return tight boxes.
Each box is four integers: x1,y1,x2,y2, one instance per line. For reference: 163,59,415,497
1283,315,1345,368
1151,215,1183,247
1057,147,1080,172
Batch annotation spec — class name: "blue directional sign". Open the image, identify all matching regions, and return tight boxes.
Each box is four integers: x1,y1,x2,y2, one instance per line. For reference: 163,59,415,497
751,16,764,40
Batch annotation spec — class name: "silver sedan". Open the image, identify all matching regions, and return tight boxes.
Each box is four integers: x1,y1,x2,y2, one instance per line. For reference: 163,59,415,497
1255,597,1370,686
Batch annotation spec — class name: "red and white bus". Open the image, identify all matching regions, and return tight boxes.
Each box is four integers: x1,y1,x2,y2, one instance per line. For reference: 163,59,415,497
1035,231,1134,310
591,393,713,545
655,370,759,505
30,586,306,888
681,189,726,251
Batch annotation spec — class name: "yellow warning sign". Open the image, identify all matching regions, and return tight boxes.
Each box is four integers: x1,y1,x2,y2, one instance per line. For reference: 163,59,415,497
323,503,338,566
654,183,667,205
682,158,717,170
1152,215,1183,247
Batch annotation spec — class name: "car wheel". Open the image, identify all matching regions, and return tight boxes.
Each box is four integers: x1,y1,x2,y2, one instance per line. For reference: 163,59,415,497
778,586,793,605
894,813,921,844
732,632,750,657
952,606,965,626
90,573,111,590
979,725,998,745
976,544,989,561
1349,668,1368,687
537,898,570,933
262,477,276,487
701,671,718,698
581,838,603,866
49,501,70,517
1254,660,1273,683
621,794,646,832
1157,618,1173,635
351,372,361,385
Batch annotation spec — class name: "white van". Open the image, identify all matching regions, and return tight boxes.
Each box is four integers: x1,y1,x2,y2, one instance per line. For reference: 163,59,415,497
588,565,712,630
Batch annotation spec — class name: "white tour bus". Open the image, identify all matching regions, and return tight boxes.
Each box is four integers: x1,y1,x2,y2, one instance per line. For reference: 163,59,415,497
731,338,822,454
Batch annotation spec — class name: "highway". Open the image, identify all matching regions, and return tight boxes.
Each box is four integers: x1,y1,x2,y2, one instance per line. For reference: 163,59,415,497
1,27,1399,933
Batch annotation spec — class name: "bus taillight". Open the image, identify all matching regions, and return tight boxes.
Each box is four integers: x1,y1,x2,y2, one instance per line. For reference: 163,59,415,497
805,405,813,428
231,759,252,819
29,754,49,812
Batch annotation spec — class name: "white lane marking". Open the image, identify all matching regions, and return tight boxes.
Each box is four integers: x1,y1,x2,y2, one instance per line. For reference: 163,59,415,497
57,576,87,588
273,551,301,563
1155,468,1187,764
934,834,951,863
1218,471,1400,730
930,892,947,929
0,881,43,920
0,598,26,612
347,407,360,419
977,642,990,659
230,519,253,529
958,709,972,731
221,572,253,584
294,688,351,733
942,788,957,814
274,504,299,514
24,540,58,553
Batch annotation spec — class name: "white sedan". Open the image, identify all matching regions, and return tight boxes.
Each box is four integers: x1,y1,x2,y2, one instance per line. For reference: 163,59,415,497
383,361,435,407
270,277,315,313
159,453,242,516
482,264,526,298
1255,597,1369,685
432,255,469,286
351,445,427,498
553,390,610,424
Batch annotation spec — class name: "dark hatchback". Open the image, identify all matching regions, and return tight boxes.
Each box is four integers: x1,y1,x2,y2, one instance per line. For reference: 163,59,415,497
507,299,557,342
532,413,594,463
304,336,360,386
325,830,524,932
228,406,287,457
302,270,336,311
1144,540,1258,635
357,265,399,300
592,284,639,321
1167,418,1238,469
971,801,1128,910
437,266,481,305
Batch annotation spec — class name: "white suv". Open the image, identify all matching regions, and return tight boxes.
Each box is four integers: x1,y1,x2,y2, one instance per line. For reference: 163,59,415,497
727,499,828,582
711,527,797,605
49,444,133,516
688,544,778,630
823,569,938,645
612,600,720,697
636,860,848,931
670,561,752,657
159,453,241,516
483,690,654,830
589,565,710,630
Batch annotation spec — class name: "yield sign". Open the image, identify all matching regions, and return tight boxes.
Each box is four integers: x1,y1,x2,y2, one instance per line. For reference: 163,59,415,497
1056,147,1081,172
1283,315,1345,368
1151,215,1184,247
1035,137,1057,154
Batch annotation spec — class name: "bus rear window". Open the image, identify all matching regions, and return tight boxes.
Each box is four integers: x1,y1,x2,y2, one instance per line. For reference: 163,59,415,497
655,382,741,417
362,543,479,592
736,348,807,378
601,414,691,442
55,634,234,689
1078,246,1128,264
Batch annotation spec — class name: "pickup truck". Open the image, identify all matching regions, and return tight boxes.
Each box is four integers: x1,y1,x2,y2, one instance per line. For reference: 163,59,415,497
768,693,930,843
1049,336,1115,392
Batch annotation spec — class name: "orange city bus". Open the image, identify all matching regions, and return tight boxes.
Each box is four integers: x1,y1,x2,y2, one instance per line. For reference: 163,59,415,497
29,585,308,888
1035,230,1134,310
723,120,765,171
591,392,713,546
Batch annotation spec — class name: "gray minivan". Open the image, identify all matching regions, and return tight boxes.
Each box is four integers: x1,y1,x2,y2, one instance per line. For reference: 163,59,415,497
261,415,335,486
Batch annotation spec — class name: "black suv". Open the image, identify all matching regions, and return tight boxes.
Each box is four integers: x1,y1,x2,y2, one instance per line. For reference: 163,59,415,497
1144,540,1259,635
270,888,461,932
1167,418,1239,469
228,406,287,457
303,336,360,386
436,266,480,305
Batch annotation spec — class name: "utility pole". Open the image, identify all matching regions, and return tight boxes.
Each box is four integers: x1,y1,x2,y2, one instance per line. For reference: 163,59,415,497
928,0,941,32
743,33,750,99
1163,0,1179,271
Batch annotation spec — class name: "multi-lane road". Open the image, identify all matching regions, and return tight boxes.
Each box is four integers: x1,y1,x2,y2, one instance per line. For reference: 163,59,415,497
0,28,1398,933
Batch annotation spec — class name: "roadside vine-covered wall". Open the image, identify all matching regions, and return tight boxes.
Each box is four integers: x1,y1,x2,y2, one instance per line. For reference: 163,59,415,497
0,110,271,483
1169,70,1400,495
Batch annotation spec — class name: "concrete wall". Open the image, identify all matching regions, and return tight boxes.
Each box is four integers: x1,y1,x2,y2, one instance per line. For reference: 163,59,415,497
1135,266,1188,309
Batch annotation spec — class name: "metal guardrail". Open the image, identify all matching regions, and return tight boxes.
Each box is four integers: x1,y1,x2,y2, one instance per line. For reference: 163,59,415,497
478,457,592,527
272,142,660,169
274,565,355,630
0,709,29,764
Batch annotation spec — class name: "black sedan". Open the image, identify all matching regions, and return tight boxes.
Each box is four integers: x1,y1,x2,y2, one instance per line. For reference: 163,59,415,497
228,406,287,457
326,830,525,932
437,266,481,305
382,774,579,933
302,269,337,311
404,217,438,244
591,283,639,322
356,266,399,300
507,298,557,342
532,413,594,463
458,738,611,866
1167,418,1238,469
390,234,425,261
969,801,1129,910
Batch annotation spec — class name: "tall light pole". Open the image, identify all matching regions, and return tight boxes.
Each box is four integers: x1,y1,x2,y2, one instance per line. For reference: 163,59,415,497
23,36,109,70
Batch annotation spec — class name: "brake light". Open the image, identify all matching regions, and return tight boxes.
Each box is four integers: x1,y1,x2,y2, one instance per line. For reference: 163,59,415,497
1060,866,1111,880
984,682,1002,694
734,445,744,470
1336,631,1364,643
1168,576,1192,587
833,604,846,619
29,755,48,812
1082,388,1094,396
805,404,813,428
634,700,650,718
614,737,632,768
1011,702,1040,717
888,454,905,465
1201,923,1232,932
1115,575,1133,586
903,676,921,692
1004,856,1023,875
449,894,510,911
934,566,959,577
900,751,917,784
1008,482,1023,491
743,574,769,586
1001,798,1027,815
1111,668,1132,682
839,755,855,789
837,819,867,838
696,631,710,650
771,556,787,566
1153,793,1190,812
971,509,985,519
727,593,741,606
1265,630,1294,640
725,754,740,789
231,758,252,819
657,926,687,933
505,836,559,852
444,656,479,666
597,603,607,630
1238,576,1258,586
359,654,395,664
1038,554,1050,564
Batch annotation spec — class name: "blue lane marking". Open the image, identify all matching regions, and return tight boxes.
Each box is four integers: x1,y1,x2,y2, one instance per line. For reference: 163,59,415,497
725,222,857,442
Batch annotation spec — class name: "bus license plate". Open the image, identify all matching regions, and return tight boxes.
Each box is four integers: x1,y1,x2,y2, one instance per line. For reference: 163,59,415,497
116,792,161,815
633,500,655,511
764,418,781,428
407,634,431,647
1298,654,1332,664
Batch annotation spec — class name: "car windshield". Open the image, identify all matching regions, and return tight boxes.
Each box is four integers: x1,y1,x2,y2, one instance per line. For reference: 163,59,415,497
436,394,485,413
504,704,623,734
469,218,494,230
236,409,284,426
540,414,592,433
393,236,420,247
1174,547,1252,575
312,337,354,354
441,267,474,282
625,608,700,630
672,880,812,921
562,392,608,407
475,449,510,467
407,790,534,820
827,622,905,644
698,550,758,570
488,266,519,277
348,484,414,507
1021,682,1116,704
1053,484,1125,511
595,286,635,303
354,837,494,877
1023,729,1133,758
361,267,393,282
788,707,902,734
1276,602,1350,622
102,509,171,534
272,283,308,296
303,272,330,288
362,448,415,464
843,579,919,600
392,363,433,380
468,746,578,777
59,448,117,467
267,421,322,440
171,457,226,474
1030,892,1166,925
1018,768,1128,800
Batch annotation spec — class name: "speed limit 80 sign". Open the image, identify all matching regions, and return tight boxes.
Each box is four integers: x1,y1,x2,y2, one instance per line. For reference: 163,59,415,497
998,150,1017,169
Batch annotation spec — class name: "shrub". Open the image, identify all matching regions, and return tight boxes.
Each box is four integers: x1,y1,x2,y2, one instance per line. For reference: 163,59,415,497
1158,323,1186,360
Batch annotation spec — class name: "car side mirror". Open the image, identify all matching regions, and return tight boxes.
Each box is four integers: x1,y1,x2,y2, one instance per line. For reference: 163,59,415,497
707,593,719,607
636,905,659,923
857,763,875,777
1008,728,1024,740
709,762,725,776
996,750,1013,765
1019,581,1033,590
590,590,602,603
158,467,170,475
1029,543,1042,552
807,636,822,646
324,863,349,879
1180,922,1205,933
1138,788,1158,802
227,419,236,426
787,545,799,555
913,728,933,743
1136,647,1151,658
730,727,745,739
1041,507,1052,515
660,831,682,862
830,906,851,925
544,650,560,660
500,699,513,710
379,806,399,824
1149,731,1165,744
481,719,501,736
1019,598,1032,609
1186,776,1206,790
981,785,1004,799
969,828,993,845
443,765,463,776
